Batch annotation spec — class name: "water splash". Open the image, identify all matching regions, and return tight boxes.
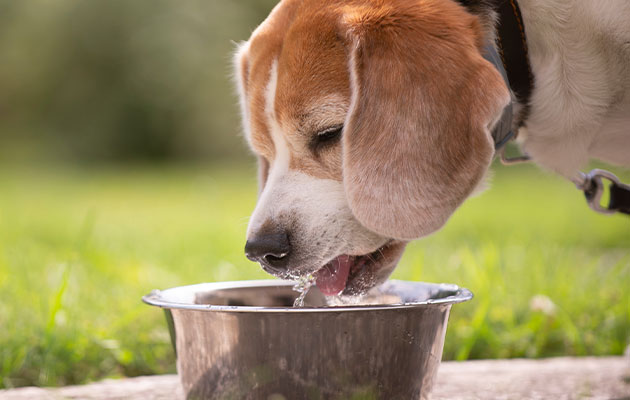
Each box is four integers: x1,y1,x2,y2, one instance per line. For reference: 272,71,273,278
292,274,315,307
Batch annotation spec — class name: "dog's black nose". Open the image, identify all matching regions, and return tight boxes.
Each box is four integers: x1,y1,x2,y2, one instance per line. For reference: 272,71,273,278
245,232,291,273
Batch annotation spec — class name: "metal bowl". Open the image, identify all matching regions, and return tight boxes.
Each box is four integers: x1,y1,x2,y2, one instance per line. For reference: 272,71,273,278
143,280,472,400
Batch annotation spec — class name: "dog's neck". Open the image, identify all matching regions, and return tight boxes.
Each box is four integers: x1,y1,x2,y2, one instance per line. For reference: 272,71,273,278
458,0,534,129
456,0,499,38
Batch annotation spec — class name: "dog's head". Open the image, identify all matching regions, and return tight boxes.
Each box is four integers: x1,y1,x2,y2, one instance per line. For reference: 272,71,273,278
235,0,509,295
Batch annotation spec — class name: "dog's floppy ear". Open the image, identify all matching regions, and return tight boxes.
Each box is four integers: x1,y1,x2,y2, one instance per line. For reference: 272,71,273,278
340,1,510,240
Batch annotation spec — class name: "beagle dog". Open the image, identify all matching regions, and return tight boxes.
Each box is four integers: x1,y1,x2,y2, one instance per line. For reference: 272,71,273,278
235,0,630,296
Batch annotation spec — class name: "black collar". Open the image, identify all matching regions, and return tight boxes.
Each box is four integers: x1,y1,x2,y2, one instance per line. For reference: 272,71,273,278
491,0,534,124
458,0,535,148
483,44,515,149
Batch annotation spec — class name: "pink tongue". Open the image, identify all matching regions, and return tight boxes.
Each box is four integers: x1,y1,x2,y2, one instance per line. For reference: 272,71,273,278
315,255,353,296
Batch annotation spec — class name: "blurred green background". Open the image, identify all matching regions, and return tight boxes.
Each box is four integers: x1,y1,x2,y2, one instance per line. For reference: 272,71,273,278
0,0,277,163
0,0,629,390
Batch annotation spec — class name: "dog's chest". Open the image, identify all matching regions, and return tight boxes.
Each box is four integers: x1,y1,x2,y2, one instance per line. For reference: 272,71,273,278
517,0,630,174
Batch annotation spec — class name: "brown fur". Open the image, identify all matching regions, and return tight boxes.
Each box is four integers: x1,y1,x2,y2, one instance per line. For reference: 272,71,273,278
341,0,508,239
238,0,509,240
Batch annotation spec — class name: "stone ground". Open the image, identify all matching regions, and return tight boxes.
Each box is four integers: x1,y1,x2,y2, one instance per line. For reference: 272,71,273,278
1,357,629,400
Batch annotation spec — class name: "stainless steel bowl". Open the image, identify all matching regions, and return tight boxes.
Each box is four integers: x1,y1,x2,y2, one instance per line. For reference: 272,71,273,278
143,280,472,400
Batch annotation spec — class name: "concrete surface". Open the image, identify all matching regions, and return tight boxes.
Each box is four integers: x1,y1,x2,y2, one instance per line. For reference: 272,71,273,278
1,356,628,399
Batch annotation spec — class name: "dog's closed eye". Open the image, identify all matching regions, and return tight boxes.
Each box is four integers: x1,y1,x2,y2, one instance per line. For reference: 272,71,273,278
310,125,343,153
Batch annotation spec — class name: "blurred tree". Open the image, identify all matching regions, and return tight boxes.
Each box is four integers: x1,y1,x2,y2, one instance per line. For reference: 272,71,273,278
0,0,278,163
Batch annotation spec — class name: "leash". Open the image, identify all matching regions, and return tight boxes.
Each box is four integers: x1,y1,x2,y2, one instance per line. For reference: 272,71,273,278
499,146,630,216
499,145,630,217
572,169,630,216
468,0,630,216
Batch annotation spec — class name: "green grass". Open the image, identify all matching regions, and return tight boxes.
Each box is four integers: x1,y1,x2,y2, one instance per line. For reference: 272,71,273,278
0,162,629,388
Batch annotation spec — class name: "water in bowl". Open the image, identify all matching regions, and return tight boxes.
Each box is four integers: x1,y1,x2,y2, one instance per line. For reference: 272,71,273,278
292,275,411,308
292,273,315,307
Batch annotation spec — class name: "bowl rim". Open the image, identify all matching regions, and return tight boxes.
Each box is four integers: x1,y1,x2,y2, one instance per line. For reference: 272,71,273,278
142,279,473,313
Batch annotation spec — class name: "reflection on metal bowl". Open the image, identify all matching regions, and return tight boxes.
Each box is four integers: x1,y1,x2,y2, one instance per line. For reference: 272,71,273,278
143,280,472,400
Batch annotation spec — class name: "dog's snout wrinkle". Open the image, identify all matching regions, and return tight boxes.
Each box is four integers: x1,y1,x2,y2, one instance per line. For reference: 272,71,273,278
244,232,291,273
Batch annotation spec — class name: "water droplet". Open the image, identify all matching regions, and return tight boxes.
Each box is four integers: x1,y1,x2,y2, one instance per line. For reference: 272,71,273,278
292,274,315,307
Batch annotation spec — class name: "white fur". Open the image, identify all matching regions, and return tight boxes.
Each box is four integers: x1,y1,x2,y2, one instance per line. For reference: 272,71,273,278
518,0,630,177
247,60,289,238
233,41,251,143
